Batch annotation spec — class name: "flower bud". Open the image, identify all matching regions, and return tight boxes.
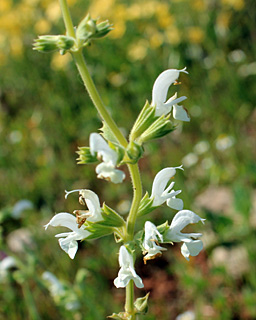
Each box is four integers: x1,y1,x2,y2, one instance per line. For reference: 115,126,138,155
76,147,98,164
33,35,59,52
134,293,150,314
76,14,113,46
33,35,75,53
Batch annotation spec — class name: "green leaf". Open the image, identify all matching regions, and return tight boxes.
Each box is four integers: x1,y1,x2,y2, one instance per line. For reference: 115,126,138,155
100,121,119,143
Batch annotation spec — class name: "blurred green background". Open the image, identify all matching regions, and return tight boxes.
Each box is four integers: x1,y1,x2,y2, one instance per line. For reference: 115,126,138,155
1,0,256,319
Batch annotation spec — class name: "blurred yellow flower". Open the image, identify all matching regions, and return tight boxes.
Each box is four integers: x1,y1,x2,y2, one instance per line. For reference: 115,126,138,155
126,4,142,20
217,12,231,29
155,3,174,29
187,27,204,44
46,2,61,22
192,0,206,11
35,19,52,34
51,52,72,70
0,0,11,12
165,26,181,45
89,0,114,18
10,36,23,57
221,0,244,10
110,22,126,39
149,31,164,49
128,39,148,61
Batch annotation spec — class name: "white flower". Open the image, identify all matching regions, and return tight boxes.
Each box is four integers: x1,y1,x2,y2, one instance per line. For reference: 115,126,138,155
152,68,190,121
90,133,125,184
42,271,65,296
0,256,17,281
45,189,102,259
143,221,166,263
165,210,205,261
114,246,144,289
150,166,184,210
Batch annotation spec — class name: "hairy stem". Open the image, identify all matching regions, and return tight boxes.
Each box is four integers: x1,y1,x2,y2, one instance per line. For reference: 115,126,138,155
58,0,143,317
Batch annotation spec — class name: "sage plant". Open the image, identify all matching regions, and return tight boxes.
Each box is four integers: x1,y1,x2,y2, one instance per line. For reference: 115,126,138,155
34,1,205,318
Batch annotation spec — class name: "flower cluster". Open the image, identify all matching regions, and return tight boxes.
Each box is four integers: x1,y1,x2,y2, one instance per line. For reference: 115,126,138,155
44,67,205,303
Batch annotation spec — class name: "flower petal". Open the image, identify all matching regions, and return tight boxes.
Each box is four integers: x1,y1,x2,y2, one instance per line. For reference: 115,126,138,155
90,133,117,165
58,238,78,259
166,197,184,210
152,69,187,106
169,210,205,233
79,189,102,222
151,166,183,206
173,104,190,122
96,162,125,184
44,212,78,232
181,240,203,261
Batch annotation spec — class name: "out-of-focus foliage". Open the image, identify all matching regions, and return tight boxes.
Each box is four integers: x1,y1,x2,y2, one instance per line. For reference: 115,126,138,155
1,0,256,319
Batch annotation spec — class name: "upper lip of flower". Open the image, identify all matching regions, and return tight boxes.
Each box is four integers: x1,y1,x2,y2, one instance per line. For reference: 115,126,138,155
152,68,189,119
150,166,183,208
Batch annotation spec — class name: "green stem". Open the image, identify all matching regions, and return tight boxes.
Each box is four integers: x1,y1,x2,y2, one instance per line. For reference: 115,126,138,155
126,164,142,240
59,0,76,38
58,0,143,317
72,51,128,147
125,280,135,319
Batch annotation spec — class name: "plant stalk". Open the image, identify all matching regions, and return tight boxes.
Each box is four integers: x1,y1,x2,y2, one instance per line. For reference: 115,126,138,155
58,0,143,318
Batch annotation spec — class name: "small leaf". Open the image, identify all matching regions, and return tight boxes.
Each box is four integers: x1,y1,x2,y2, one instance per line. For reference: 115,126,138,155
100,121,118,143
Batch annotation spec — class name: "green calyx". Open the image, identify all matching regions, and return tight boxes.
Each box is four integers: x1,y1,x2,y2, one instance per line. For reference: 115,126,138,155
129,100,176,145
33,35,75,53
76,147,98,164
84,203,125,240
76,14,113,47
134,293,150,315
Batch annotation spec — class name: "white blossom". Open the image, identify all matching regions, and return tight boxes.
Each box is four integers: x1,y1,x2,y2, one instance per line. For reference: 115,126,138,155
45,189,102,259
90,133,125,183
165,210,205,260
0,256,17,281
150,166,184,210
114,246,144,288
152,68,190,121
143,221,166,263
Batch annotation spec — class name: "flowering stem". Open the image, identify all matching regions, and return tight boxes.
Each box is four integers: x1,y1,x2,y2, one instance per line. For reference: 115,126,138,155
58,0,143,317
